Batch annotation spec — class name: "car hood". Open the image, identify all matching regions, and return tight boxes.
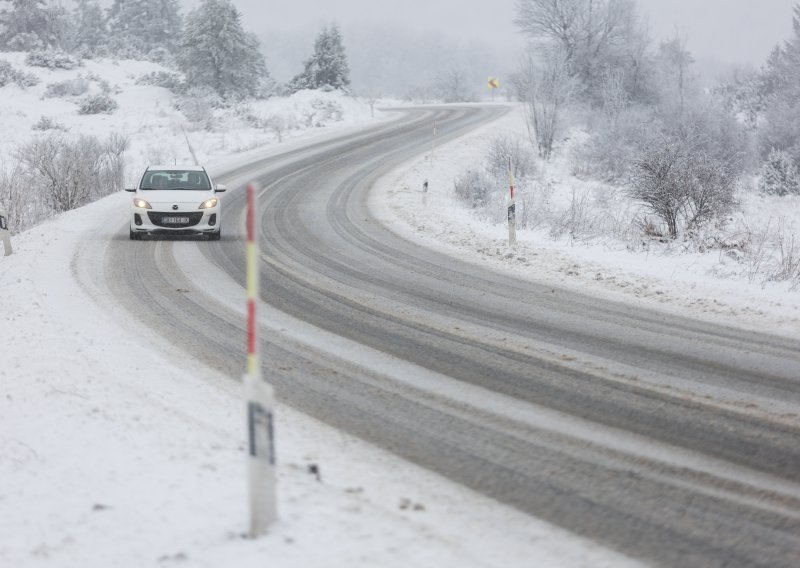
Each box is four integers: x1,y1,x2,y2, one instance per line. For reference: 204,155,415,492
139,190,214,204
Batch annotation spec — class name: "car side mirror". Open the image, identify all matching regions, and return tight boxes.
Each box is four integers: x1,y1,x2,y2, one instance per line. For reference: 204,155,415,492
124,186,136,192
215,184,227,193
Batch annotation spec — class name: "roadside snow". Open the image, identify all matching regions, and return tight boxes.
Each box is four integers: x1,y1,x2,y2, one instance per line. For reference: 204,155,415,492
371,104,800,339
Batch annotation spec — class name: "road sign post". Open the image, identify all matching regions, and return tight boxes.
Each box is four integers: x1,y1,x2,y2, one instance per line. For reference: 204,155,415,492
0,210,12,256
244,183,277,537
508,158,517,246
488,77,500,102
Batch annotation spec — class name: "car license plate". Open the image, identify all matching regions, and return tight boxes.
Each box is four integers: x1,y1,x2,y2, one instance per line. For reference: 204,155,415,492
164,216,189,224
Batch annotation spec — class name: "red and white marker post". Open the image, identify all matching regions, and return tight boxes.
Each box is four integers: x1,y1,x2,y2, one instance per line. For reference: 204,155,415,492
244,182,277,537
508,157,517,246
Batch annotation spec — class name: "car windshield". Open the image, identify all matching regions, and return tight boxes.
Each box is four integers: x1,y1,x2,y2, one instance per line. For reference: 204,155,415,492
140,170,212,190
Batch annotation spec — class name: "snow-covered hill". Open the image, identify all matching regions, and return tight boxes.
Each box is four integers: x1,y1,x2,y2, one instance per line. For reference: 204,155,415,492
0,52,376,186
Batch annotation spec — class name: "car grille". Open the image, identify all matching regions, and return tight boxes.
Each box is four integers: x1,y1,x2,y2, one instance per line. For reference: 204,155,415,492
147,212,203,228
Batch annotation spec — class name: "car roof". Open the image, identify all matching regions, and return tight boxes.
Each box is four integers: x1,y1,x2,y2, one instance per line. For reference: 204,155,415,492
147,165,206,172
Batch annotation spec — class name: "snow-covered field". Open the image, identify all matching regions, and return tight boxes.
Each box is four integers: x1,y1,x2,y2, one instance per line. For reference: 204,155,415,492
0,58,641,566
372,105,800,339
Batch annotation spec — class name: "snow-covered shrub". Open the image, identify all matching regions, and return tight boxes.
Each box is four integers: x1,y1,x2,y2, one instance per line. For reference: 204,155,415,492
629,135,738,239
15,69,39,87
32,116,68,132
771,225,800,287
262,114,294,142
0,60,40,88
451,135,541,226
175,90,216,128
453,169,493,209
25,50,81,70
136,70,185,93
44,77,90,98
759,149,800,196
486,135,535,182
310,98,344,123
77,93,118,115
549,187,597,241
17,132,128,215
0,61,18,87
7,32,44,52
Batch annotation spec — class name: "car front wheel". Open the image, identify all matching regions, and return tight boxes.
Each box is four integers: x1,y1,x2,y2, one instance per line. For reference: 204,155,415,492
209,230,221,241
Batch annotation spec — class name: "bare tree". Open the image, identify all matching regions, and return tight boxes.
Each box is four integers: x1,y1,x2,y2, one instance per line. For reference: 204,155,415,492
599,67,627,122
101,132,130,195
515,0,583,62
515,0,643,100
656,33,695,117
438,68,473,103
361,89,381,118
682,151,738,233
629,135,685,238
18,133,128,214
0,157,47,233
519,50,576,159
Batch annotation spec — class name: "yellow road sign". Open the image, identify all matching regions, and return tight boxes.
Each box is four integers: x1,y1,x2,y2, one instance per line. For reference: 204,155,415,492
488,77,500,89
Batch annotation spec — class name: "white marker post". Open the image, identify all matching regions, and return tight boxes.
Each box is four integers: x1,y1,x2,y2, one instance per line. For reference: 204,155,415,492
244,183,277,537
431,119,437,165
508,158,517,246
0,209,12,256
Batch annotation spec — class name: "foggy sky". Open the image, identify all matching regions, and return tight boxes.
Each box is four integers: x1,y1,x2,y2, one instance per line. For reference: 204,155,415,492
637,0,797,65
207,0,797,68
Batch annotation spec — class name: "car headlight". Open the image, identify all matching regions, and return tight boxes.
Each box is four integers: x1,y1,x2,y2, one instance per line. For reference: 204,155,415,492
133,198,151,209
199,197,218,209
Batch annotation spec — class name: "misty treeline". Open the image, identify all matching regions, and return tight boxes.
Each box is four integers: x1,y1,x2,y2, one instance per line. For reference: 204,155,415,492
509,0,747,241
0,0,351,100
462,0,800,241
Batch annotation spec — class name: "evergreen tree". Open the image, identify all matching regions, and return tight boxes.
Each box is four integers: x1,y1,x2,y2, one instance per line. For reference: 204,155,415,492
290,25,351,92
759,149,800,196
0,0,66,51
106,0,182,60
754,6,800,164
176,0,268,99
72,0,106,56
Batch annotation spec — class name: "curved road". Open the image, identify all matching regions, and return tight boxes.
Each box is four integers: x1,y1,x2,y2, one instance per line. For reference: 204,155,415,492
103,106,800,567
